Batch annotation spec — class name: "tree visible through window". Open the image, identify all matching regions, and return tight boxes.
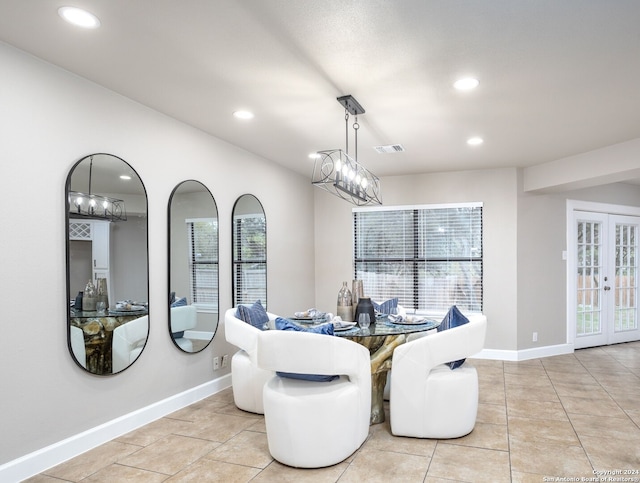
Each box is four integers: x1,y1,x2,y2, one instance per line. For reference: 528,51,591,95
353,203,483,313
188,219,218,310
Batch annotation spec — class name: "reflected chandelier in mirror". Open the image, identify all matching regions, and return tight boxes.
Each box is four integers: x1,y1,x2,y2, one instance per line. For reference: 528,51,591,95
65,153,149,375
168,180,219,353
232,194,267,307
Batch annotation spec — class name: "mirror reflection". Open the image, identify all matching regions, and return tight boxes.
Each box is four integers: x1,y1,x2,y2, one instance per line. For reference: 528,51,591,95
232,194,267,307
168,180,219,352
66,153,149,375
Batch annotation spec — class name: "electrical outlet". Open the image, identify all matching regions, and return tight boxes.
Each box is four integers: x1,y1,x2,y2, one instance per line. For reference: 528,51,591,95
532,332,538,342
213,356,220,370
221,354,229,368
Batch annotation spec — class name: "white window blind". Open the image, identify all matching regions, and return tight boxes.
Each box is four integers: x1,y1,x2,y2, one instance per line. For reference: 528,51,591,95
233,215,267,306
187,218,218,310
353,203,483,313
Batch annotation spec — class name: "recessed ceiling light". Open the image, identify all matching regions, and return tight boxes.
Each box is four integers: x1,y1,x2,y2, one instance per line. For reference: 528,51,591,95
308,153,321,159
233,110,254,120
120,175,132,180
58,6,101,29
454,77,479,91
467,137,484,146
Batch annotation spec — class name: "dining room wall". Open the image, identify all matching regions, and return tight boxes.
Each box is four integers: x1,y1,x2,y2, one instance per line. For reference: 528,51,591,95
0,41,316,469
516,177,640,350
313,167,519,352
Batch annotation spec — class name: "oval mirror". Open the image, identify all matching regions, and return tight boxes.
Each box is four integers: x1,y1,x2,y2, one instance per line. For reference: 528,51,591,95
66,153,149,375
232,194,267,307
168,180,219,352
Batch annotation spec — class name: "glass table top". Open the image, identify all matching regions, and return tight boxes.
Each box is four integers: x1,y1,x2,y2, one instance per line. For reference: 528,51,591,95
285,315,440,338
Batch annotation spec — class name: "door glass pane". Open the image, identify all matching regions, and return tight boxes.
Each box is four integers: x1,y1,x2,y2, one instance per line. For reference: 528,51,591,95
577,221,602,336
615,223,638,332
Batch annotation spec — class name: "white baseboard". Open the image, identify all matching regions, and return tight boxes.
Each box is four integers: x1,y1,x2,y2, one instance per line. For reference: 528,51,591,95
0,374,232,483
473,343,574,361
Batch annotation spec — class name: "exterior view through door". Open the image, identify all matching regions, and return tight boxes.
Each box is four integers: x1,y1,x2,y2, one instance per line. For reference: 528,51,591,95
570,207,640,349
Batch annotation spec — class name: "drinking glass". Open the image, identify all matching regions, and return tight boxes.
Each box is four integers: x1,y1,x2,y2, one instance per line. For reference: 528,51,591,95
358,313,371,329
96,301,106,314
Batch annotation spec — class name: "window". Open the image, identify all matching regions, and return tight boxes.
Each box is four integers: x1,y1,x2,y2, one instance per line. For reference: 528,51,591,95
187,218,218,311
233,214,267,306
353,203,483,314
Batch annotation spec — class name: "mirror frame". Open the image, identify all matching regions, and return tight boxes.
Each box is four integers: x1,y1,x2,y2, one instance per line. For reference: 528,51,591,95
65,153,149,375
231,194,267,308
167,179,219,353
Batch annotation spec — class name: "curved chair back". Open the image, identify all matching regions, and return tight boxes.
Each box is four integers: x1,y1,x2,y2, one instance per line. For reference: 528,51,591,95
112,315,149,373
257,329,371,467
390,314,487,439
170,304,197,332
70,325,86,368
258,329,371,388
224,307,278,413
392,314,487,375
224,307,277,360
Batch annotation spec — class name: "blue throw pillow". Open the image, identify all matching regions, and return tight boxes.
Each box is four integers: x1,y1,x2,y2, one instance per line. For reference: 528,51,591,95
171,297,187,307
438,305,469,370
275,317,335,335
236,300,269,330
372,297,398,315
275,317,338,382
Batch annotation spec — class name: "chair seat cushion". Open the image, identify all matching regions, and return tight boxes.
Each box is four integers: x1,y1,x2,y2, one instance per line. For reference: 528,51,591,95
372,297,398,315
438,305,470,369
236,300,269,329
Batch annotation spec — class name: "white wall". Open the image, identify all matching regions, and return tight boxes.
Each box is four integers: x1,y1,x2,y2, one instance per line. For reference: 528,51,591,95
0,42,316,466
517,178,640,349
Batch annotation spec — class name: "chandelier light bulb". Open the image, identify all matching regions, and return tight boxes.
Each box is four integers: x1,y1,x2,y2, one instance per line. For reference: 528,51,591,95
335,159,342,171
361,178,368,189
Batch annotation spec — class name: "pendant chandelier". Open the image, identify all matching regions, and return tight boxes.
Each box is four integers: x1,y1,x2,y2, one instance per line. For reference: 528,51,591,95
68,155,127,221
311,95,382,206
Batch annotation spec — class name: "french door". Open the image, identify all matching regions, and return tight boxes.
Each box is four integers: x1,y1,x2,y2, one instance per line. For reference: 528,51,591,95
571,210,640,349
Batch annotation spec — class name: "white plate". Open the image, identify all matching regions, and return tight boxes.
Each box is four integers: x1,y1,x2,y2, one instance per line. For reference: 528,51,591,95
333,322,357,331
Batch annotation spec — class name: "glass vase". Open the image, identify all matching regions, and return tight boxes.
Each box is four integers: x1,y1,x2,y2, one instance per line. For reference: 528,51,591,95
336,281,354,321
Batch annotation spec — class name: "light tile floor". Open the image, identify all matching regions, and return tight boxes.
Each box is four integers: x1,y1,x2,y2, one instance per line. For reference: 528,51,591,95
27,342,640,482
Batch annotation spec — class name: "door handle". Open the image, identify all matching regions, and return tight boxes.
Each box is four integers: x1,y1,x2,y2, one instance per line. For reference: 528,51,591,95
604,286,611,291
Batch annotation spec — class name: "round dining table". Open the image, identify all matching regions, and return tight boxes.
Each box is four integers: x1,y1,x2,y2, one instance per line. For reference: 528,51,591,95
335,317,439,424
287,315,440,425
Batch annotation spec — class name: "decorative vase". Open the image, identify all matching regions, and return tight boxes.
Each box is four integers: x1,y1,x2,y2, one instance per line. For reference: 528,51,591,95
336,281,353,321
352,280,364,315
96,277,109,310
74,291,83,311
83,280,97,311
354,297,375,324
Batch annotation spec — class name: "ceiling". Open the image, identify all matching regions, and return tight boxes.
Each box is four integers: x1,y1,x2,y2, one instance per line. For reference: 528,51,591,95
1,0,640,180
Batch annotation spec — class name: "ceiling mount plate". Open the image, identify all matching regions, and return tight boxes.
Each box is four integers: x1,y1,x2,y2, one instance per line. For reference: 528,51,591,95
337,95,365,115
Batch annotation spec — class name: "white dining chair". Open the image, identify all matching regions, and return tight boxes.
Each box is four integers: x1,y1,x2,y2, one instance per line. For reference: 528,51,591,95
390,314,487,439
224,307,277,414
257,329,371,468
170,304,198,351
112,315,149,373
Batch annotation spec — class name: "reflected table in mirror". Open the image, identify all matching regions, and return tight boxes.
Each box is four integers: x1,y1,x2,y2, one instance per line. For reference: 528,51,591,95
287,316,440,424
70,308,148,375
